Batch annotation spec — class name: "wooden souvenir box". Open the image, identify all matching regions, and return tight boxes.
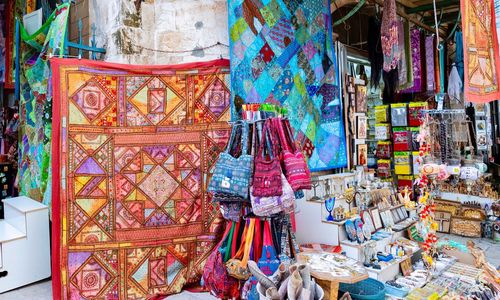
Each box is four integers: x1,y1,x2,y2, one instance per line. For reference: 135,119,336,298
450,217,482,238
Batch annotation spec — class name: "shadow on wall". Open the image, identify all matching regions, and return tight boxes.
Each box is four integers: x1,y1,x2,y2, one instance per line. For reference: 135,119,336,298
89,0,230,65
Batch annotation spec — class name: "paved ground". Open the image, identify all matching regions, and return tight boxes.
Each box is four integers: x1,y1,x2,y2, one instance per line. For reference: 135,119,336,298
0,234,497,299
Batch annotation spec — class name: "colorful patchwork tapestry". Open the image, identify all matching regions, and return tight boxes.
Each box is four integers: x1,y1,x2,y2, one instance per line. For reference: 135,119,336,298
51,58,230,299
228,0,347,171
461,0,500,102
18,3,70,207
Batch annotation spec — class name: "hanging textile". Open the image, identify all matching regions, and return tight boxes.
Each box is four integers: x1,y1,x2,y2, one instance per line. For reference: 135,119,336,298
425,36,436,92
448,65,463,102
402,29,423,93
381,0,399,102
461,0,500,102
496,0,500,50
397,21,408,88
228,0,348,171
18,3,70,207
454,31,464,88
4,0,26,88
51,58,231,299
368,16,383,88
381,0,399,71
0,4,6,82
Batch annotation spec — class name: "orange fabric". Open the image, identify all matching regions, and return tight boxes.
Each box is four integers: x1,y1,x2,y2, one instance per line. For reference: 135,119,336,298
461,0,500,102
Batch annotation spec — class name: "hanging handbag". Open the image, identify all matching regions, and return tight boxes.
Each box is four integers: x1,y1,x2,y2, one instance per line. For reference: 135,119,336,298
252,120,283,197
250,173,295,217
243,220,280,300
219,201,243,222
278,216,300,265
203,222,240,299
208,122,253,198
275,118,312,191
226,218,256,280
257,220,281,275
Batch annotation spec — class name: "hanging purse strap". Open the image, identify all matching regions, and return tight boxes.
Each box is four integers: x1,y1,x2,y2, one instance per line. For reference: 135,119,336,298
263,220,273,247
233,219,249,259
241,121,250,156
223,222,236,262
241,218,256,267
251,122,258,157
231,221,241,258
253,219,263,261
225,123,241,155
257,120,274,160
280,218,291,258
275,118,295,153
283,119,298,153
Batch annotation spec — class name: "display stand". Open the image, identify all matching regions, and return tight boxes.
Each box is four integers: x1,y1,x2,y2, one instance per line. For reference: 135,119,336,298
298,252,368,300
0,196,51,293
365,256,407,282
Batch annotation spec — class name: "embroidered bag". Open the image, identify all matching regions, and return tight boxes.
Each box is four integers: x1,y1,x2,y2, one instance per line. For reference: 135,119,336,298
203,222,240,299
208,122,253,198
243,220,280,300
226,218,255,280
219,201,243,222
250,173,295,217
252,120,283,197
258,220,280,275
275,118,312,191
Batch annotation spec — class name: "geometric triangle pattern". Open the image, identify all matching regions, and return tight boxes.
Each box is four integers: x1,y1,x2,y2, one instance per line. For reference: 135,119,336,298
52,59,231,299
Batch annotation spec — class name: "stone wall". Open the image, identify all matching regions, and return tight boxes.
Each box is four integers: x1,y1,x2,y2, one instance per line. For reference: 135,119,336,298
89,0,229,65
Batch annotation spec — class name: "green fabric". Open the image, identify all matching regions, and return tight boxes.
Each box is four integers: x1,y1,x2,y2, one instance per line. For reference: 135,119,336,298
18,3,70,209
224,222,236,262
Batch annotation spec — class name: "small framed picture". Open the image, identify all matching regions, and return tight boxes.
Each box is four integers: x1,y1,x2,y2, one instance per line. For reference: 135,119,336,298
381,210,394,228
357,144,368,166
399,207,407,219
362,210,376,233
476,120,487,150
391,209,400,223
397,207,405,221
355,85,367,113
356,115,367,139
400,257,413,276
370,208,383,230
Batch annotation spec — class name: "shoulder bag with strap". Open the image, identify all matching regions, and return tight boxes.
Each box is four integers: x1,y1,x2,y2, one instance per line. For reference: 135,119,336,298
208,121,253,198
226,218,256,280
275,118,312,191
252,119,283,197
203,222,240,299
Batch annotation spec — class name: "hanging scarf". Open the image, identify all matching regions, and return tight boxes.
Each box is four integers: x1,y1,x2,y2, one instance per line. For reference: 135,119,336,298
448,65,463,102
381,0,399,102
454,31,464,88
425,36,436,92
381,0,399,71
368,16,383,89
398,21,408,88
402,29,423,93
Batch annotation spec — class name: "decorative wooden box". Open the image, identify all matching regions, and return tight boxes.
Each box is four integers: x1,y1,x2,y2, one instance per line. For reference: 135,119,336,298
450,217,482,238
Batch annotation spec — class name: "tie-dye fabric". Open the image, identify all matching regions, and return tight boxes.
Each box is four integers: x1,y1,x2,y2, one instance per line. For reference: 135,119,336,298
18,3,70,207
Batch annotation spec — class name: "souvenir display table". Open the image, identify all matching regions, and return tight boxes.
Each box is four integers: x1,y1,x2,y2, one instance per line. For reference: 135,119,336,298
298,252,368,300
